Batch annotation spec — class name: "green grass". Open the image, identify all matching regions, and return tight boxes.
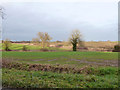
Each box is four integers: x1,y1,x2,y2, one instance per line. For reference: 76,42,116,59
7,43,41,50
2,51,118,67
2,43,66,51
2,51,118,88
1,43,41,50
3,51,117,59
2,67,118,88
10,44,40,50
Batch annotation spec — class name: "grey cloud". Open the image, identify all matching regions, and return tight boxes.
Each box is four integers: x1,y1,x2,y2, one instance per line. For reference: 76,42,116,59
2,2,118,41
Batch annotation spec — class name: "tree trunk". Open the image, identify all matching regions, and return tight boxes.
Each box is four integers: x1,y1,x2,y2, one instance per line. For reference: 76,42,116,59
73,43,77,51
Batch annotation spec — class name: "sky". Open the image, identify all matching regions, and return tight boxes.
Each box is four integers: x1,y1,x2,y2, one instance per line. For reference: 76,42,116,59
1,0,118,41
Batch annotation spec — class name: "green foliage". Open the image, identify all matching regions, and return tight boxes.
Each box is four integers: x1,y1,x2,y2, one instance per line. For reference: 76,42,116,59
114,45,120,50
113,44,120,52
73,43,77,51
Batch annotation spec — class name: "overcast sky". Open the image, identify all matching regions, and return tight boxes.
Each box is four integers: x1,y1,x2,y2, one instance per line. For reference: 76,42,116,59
1,1,118,41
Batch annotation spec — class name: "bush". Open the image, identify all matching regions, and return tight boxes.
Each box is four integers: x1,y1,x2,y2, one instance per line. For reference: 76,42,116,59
3,39,12,51
40,48,49,52
22,45,28,51
56,44,63,48
112,45,120,52
77,47,88,50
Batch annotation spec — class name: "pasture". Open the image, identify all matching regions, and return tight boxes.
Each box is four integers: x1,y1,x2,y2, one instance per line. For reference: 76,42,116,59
2,51,118,67
2,51,119,88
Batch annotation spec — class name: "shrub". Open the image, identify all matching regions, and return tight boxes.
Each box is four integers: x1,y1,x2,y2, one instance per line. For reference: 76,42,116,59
3,39,11,51
22,45,28,51
112,45,120,52
77,47,88,50
56,44,63,48
40,48,49,52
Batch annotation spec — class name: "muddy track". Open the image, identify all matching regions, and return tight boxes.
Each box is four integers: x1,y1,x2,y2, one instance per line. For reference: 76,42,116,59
70,59,118,67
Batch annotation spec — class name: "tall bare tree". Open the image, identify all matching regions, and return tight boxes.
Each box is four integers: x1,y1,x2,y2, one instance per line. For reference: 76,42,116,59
32,32,52,48
69,29,83,51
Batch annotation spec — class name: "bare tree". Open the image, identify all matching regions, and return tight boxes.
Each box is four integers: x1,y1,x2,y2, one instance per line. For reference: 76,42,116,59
69,29,83,51
3,38,11,51
32,32,52,48
32,38,40,45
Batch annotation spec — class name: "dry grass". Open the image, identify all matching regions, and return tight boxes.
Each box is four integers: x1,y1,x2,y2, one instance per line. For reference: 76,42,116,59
84,41,117,48
49,41,118,51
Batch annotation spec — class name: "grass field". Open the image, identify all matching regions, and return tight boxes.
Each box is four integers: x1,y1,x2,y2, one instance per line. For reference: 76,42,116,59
2,67,118,88
2,51,118,66
1,43,65,51
2,51,119,88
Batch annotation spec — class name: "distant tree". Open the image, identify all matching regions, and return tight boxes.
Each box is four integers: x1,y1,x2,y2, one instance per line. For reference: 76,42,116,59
32,32,52,48
56,40,62,43
3,38,11,51
69,30,83,51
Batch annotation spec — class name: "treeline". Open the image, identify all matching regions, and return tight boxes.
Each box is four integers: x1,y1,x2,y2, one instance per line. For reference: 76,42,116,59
2,30,83,51
1,40,63,43
2,41,31,43
2,30,120,52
